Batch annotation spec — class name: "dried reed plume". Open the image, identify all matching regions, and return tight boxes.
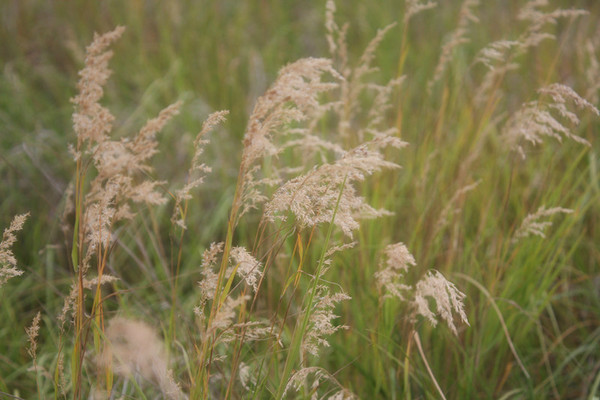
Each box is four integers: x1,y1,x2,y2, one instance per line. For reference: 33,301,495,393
375,242,415,300
404,0,437,25
71,26,182,258
26,311,41,362
264,137,404,238
377,243,469,335
0,213,29,287
237,57,341,219
502,83,599,159
302,286,351,356
413,271,469,335
474,1,587,104
172,110,228,229
283,367,357,399
513,205,573,241
98,317,185,400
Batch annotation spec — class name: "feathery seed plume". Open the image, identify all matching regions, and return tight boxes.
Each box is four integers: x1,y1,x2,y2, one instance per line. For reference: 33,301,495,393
99,317,185,400
0,213,29,287
513,206,573,241
413,270,469,335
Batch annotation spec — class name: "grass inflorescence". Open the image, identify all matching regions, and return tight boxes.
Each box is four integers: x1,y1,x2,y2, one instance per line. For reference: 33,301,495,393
1,0,599,399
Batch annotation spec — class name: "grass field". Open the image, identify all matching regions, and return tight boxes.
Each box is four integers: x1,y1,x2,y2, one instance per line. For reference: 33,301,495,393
1,0,600,399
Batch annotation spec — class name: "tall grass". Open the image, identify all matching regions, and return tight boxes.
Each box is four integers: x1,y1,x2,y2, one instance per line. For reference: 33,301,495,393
1,0,599,399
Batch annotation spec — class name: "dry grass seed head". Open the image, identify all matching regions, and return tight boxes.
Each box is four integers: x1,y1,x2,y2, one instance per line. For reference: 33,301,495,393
71,26,125,151
413,270,469,335
26,311,42,361
238,58,342,217
513,205,573,241
172,110,228,229
99,317,184,400
404,0,438,25
474,2,587,104
0,213,29,286
502,83,599,159
230,246,263,292
302,286,351,357
283,366,357,399
375,243,416,300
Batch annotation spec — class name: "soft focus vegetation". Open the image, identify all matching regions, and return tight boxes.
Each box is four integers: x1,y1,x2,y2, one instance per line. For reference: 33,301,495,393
1,0,600,399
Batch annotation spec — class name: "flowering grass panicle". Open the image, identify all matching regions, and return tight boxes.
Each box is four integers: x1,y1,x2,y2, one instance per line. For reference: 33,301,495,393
375,242,415,300
302,286,351,356
513,205,573,241
327,4,400,142
403,0,438,25
71,26,125,152
413,270,469,336
283,367,357,400
435,180,481,235
474,1,587,104
376,242,469,335
264,136,404,238
26,311,41,361
0,213,29,287
584,30,600,104
99,317,185,400
229,246,262,292
502,83,599,159
172,110,228,229
71,26,184,260
237,57,342,218
197,242,225,304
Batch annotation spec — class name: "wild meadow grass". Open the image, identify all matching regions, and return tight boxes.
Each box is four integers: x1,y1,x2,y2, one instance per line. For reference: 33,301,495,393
1,0,600,399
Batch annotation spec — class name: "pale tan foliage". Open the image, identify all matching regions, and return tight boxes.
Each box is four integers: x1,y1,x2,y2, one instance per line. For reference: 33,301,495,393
302,286,351,357
413,270,469,335
513,205,573,241
99,317,185,400
502,83,599,159
0,213,29,286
